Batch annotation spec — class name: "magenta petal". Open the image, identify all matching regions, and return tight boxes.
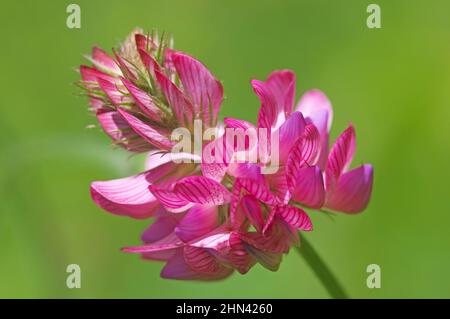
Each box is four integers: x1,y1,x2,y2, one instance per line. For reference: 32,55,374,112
184,246,231,276
137,48,161,75
238,178,279,206
96,110,151,152
155,70,194,126
97,78,129,106
266,70,296,115
172,52,223,126
141,214,181,243
224,117,255,130
175,205,219,242
160,249,203,280
277,111,306,162
117,108,174,150
252,79,278,129
121,77,163,121
90,173,159,219
275,206,313,231
174,176,231,206
242,241,282,272
325,164,373,214
228,233,256,274
240,195,264,232
80,65,117,89
148,185,192,213
291,166,325,209
325,124,356,190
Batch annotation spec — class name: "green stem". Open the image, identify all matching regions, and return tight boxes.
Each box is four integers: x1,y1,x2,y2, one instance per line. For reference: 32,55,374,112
296,233,349,299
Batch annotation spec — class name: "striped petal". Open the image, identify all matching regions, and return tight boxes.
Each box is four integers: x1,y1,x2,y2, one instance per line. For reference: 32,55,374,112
291,166,325,209
97,78,129,106
275,205,313,231
175,205,219,242
117,108,174,150
155,70,194,126
325,164,373,214
276,111,306,162
174,176,231,207
90,162,176,218
297,90,333,169
252,79,278,129
172,52,223,126
325,124,356,190
238,178,279,206
266,70,296,116
121,77,163,121
240,195,264,232
91,47,122,75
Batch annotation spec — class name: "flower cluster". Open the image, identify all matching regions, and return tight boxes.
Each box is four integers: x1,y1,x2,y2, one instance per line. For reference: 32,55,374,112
79,30,373,280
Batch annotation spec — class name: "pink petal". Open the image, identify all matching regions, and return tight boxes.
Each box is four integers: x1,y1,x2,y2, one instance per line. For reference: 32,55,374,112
90,163,176,218
183,246,231,276
290,166,325,209
117,108,174,150
148,185,192,213
275,206,313,231
276,111,306,162
123,233,183,253
137,48,161,76
175,205,219,242
96,110,151,152
189,229,231,251
286,123,320,191
296,90,333,169
79,65,117,89
242,241,282,272
228,233,256,274
134,34,155,52
240,195,264,232
238,178,279,206
141,214,181,243
91,47,121,75
174,176,231,206
97,78,129,106
113,49,138,81
325,124,356,190
145,150,200,171
266,70,296,115
172,52,224,126
325,164,373,214
121,77,164,121
252,79,278,129
223,117,255,130
155,70,194,126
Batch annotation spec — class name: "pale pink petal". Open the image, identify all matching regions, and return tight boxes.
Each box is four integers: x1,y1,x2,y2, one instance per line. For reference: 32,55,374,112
175,205,219,242
290,166,325,209
189,229,231,251
325,124,356,190
117,108,174,150
325,164,373,214
91,47,122,75
266,70,296,115
90,163,176,218
297,90,333,169
145,150,200,171
121,77,164,121
275,206,313,231
122,233,183,253
155,70,194,126
172,52,224,126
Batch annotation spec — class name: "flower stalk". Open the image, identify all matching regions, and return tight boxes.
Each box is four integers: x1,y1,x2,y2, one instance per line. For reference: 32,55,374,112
297,233,349,299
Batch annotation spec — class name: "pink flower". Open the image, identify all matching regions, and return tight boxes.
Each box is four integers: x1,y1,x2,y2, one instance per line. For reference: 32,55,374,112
79,29,224,152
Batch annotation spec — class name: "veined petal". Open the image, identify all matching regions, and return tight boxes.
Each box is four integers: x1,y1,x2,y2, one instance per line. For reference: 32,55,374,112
175,205,219,242
97,78,129,106
172,52,223,126
266,70,296,115
297,90,333,169
291,166,325,209
240,195,264,232
286,123,320,191
148,185,192,213
145,150,200,171
121,77,164,121
228,233,256,274
141,213,181,243
252,79,278,129
135,33,155,52
238,178,279,206
137,48,161,76
80,65,117,89
325,164,373,214
155,70,194,126
117,108,174,150
277,111,306,162
275,205,313,231
325,124,356,190
242,241,282,272
91,47,122,75
96,110,151,152
183,246,230,275
224,117,255,130
174,176,231,206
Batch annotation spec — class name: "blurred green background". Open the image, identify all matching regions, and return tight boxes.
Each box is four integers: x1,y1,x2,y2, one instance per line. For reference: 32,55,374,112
1,0,450,298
